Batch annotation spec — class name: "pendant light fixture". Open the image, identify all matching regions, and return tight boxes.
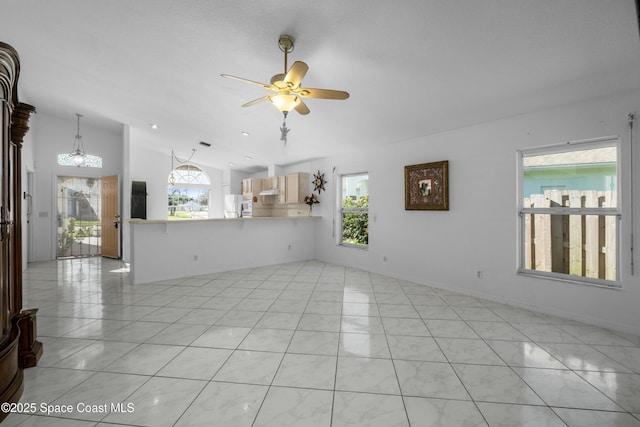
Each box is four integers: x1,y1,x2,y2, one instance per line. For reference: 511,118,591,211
168,148,196,187
70,113,87,167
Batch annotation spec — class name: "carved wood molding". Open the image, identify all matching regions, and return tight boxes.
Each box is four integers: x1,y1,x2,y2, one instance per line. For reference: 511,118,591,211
0,42,20,110
0,327,23,423
16,309,43,368
11,103,36,147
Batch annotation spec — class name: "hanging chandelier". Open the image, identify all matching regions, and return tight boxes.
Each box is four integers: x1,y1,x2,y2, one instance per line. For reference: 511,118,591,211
168,148,196,187
70,113,87,167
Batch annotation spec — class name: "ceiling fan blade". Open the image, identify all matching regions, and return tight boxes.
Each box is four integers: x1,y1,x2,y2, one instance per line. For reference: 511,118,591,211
221,74,273,90
296,87,350,100
284,61,309,88
242,95,270,107
294,99,310,115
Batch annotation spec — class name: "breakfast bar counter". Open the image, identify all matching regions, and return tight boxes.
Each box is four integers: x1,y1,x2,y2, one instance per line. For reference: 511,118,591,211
129,216,320,284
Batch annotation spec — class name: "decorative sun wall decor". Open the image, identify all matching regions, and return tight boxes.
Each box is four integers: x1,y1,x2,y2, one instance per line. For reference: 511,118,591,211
313,170,327,193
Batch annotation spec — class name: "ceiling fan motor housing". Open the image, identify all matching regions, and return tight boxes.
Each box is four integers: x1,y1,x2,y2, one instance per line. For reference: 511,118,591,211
270,73,287,86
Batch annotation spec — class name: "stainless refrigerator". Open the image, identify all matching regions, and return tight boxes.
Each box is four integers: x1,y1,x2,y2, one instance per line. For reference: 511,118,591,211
224,194,243,218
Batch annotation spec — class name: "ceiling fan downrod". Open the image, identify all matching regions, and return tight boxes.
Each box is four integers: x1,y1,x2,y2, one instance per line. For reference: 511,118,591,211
278,35,294,74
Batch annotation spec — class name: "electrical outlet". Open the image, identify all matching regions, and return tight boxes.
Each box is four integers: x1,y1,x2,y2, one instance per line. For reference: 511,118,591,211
288,244,292,250
476,270,483,279
383,255,387,262
193,254,198,261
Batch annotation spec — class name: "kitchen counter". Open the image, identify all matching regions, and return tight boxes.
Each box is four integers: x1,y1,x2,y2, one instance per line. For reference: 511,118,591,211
129,216,321,284
129,216,319,224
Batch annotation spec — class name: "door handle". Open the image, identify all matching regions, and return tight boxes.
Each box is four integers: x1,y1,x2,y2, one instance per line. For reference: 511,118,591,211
113,221,119,229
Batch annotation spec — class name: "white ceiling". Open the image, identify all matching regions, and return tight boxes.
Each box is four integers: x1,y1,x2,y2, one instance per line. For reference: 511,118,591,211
2,0,639,172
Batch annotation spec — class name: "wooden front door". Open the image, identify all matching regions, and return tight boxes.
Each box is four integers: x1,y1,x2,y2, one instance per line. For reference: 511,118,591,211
101,175,119,258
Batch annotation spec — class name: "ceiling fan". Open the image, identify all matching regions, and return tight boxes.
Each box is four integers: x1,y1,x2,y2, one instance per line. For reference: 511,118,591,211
221,35,349,116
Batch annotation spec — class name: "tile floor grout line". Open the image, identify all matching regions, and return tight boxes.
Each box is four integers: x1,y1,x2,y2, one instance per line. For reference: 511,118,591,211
18,258,640,426
489,311,632,414
249,262,309,427
328,263,348,427
483,304,636,417
399,278,493,427
377,274,419,427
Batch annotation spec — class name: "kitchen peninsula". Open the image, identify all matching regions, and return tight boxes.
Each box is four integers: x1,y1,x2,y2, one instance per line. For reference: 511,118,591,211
129,216,320,284
129,173,320,284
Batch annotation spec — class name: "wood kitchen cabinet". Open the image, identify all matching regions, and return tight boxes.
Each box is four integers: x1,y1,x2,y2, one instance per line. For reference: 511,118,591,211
241,179,248,197
242,178,263,199
285,173,310,204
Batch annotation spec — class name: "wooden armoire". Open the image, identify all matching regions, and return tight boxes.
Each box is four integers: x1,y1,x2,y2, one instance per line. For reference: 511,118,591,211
0,41,41,421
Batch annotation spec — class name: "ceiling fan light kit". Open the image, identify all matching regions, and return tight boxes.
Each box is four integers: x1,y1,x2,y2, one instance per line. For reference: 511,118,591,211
269,94,301,113
221,34,349,145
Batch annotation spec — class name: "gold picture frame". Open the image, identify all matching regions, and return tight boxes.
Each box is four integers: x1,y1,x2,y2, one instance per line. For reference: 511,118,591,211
404,160,449,210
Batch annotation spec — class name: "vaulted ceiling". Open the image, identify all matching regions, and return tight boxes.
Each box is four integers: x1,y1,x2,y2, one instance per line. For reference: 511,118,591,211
2,0,639,172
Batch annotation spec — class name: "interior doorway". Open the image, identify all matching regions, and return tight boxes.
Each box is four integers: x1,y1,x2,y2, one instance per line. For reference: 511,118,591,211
56,176,102,258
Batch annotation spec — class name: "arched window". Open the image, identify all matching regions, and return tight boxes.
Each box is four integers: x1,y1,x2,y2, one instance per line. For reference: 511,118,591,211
167,165,210,220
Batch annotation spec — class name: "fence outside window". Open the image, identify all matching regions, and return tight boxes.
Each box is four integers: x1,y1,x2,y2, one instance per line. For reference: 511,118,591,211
518,137,620,287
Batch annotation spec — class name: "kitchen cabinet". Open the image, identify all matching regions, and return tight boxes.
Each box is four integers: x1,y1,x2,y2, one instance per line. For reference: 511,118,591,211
241,178,250,198
242,178,263,199
285,173,310,204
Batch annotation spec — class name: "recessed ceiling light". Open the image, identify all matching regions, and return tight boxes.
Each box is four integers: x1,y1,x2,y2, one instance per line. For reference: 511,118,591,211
241,131,250,136
245,156,253,160
150,124,159,130
228,162,235,166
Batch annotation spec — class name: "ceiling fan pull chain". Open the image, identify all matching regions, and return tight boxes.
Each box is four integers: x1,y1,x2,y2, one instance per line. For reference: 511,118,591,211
280,112,290,146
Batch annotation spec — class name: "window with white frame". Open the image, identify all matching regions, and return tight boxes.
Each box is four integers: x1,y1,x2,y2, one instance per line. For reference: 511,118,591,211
339,173,369,248
167,164,210,220
518,137,620,286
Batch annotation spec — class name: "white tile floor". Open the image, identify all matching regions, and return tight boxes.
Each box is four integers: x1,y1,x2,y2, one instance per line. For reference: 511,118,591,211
5,257,640,426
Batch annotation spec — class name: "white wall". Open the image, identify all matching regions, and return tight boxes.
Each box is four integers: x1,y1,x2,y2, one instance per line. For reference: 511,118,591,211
121,125,132,262
130,218,318,284
127,138,224,222
310,89,640,334
223,169,248,195
20,106,36,270
31,111,123,261
129,139,173,222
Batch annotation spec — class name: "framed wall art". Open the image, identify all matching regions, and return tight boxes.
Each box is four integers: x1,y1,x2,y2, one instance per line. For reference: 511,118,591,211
404,160,449,210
